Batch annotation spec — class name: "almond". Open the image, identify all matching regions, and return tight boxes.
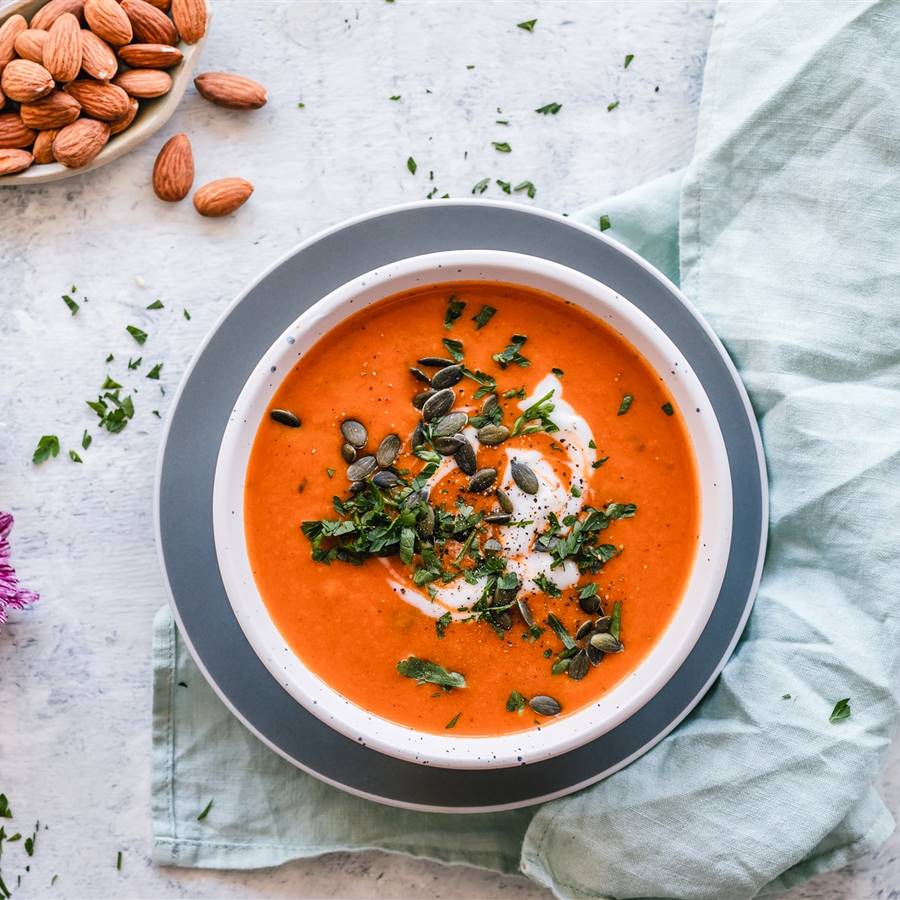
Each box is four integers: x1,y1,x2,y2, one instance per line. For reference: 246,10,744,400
64,79,128,120
52,117,109,167
117,42,182,69
108,95,137,134
142,0,171,9
1,59,54,102
84,0,132,46
20,89,82,129
0,147,33,174
44,13,83,83
114,67,170,98
14,29,49,64
0,83,5,112
152,132,193,201
80,29,117,80
0,15,27,71
171,0,206,44
121,0,177,45
31,0,85,31
0,112,37,148
194,72,267,110
32,128,59,163
193,177,253,217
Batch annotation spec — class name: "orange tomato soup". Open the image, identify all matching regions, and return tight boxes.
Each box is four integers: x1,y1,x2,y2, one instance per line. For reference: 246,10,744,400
244,282,699,736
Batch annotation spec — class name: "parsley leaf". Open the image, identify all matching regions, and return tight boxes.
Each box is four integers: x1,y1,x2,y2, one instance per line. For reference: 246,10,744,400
197,799,214,821
32,435,60,464
513,180,536,198
62,294,79,315
599,214,611,231
517,18,537,31
617,394,633,415
442,337,464,361
496,179,511,194
535,102,562,115
406,156,417,175
126,325,147,345
444,295,466,328
624,53,634,68
472,305,496,330
662,402,674,416
68,449,83,463
534,572,562,597
830,698,851,723
492,141,512,153
506,690,527,713
472,177,490,194
607,100,620,112
397,656,466,689
146,299,164,310
445,712,461,729
492,333,530,368
146,363,163,380
436,611,452,638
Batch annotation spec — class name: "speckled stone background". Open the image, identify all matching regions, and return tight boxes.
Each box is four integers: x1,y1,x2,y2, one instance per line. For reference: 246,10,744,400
1,1,896,897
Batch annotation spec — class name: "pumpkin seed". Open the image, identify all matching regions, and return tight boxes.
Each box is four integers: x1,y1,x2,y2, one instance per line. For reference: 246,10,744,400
579,592,600,614
587,642,604,666
511,459,539,494
349,480,366,495
418,356,455,367
417,504,435,536
590,632,624,653
496,611,512,631
341,442,357,463
529,695,562,717
551,657,571,675
484,512,512,524
517,597,535,628
454,437,477,475
468,468,497,493
481,393,499,416
496,488,514,514
568,650,589,681
432,411,468,438
430,364,464,390
341,419,367,449
270,408,301,428
477,423,510,446
422,388,455,421
411,422,426,447
376,434,401,467
593,615,612,633
434,434,465,455
373,469,402,489
413,389,435,410
575,620,594,641
346,455,377,481
484,539,502,555
409,367,431,384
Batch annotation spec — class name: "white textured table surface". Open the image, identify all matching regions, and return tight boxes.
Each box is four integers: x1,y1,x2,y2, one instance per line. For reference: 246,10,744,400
1,1,896,898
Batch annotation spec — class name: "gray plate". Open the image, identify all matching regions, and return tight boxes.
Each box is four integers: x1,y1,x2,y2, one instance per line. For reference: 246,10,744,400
155,200,767,813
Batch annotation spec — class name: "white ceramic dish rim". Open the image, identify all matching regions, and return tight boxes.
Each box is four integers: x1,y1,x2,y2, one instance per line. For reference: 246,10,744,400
212,249,734,770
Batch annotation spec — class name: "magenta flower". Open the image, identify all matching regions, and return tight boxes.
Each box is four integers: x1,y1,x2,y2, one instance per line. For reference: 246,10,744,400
0,512,39,627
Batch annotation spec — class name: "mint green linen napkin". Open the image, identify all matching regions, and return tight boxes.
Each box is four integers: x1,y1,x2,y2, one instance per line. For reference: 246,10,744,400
152,1,900,896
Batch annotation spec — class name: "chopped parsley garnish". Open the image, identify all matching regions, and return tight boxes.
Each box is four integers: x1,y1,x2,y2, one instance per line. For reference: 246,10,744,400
517,18,537,31
397,656,466,689
472,305,496,330
571,485,582,497
547,613,575,649
326,468,335,479
782,693,792,700
535,503,631,572
445,712,462,729
442,337,464,361
68,450,82,463
492,333,529,368
495,119,509,125
126,325,147,345
105,353,114,362
444,295,466,328
146,299,164,310
617,394,633,415
146,363,163,380
183,308,191,320
624,53,634,68
592,456,609,468
466,64,475,70
127,357,141,371
197,800,214,821
662,402,674,416
462,368,496,399
496,179,511,194
436,611,452,638
511,389,558,436
830,698,851,723
32,435,60,464
116,851,123,871
472,177,490,194
61,293,79,315
390,94,401,100
503,386,526,400
533,572,562,597
514,180,536,198
506,690,527,713
102,376,122,390
599,214,611,231
0,795,11,818
492,142,512,153
406,156,417,174
578,582,598,600
535,102,562,115
588,439,596,449
607,100,620,112
297,101,305,108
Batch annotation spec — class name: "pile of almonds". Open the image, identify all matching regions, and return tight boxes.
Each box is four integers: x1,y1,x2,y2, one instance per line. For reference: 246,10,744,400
0,0,208,174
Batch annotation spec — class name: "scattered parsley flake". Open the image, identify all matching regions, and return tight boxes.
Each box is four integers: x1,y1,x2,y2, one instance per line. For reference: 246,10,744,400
146,299,164,310
116,851,123,871
32,434,60,464
506,690,527,713
444,295,466,328
146,363,163,380
197,799,214,821
495,119,509,125
514,180,536,198
445,712,462,729
436,611,452,638
492,141,512,153
599,214,611,231
126,325,147,345
472,177,490,194
183,308,191,320
617,394,633,415
535,102,562,115
624,53,634,68
397,656,466,689
406,156,417,175
68,449,82,463
105,353,114,363
782,693,792,700
127,357,141,371
326,467,335,479
830,698,851,723
662,402,674,416
588,439,596,449
607,100,620,112
517,18,537,31
571,485,582,497
442,337,464,361
62,294,79,315
592,456,609,468
0,795,11,818
152,410,161,418
496,179,511,194
389,94,401,101
472,305,496,330
102,375,122,389
466,64,475,70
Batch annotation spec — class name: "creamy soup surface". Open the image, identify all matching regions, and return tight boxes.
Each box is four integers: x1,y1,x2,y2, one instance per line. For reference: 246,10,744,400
244,281,700,736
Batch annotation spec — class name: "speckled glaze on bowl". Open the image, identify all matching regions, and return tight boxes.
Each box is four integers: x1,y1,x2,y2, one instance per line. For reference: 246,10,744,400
0,0,209,185
212,249,734,770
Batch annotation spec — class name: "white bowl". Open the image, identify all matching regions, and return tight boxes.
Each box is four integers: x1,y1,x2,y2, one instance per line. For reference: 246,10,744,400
213,250,733,770
0,0,208,185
